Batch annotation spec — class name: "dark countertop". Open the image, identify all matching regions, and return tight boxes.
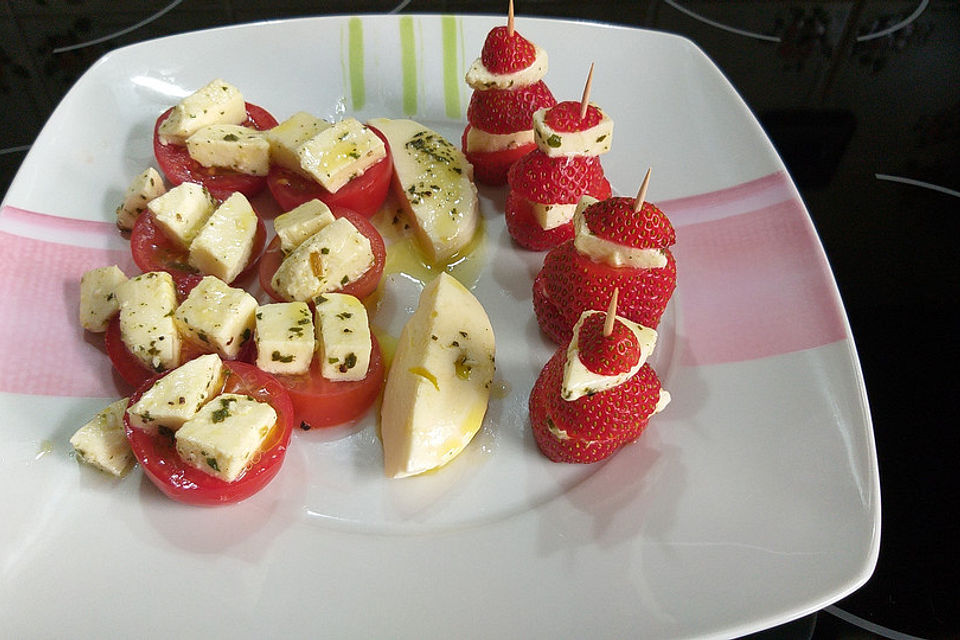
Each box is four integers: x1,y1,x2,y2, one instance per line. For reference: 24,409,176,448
2,2,957,638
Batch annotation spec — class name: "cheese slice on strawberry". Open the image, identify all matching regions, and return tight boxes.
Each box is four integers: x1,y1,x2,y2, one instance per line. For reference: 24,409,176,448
465,25,548,90
573,195,675,268
561,309,657,401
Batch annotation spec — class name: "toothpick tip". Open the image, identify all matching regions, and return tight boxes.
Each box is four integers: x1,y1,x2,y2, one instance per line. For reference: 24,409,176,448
507,0,515,36
603,288,619,337
634,168,652,212
579,63,595,120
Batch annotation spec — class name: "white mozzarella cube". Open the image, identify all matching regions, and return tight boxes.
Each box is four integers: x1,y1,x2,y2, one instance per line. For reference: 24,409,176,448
532,104,614,158
254,302,315,375
273,199,335,254
70,398,134,477
187,191,258,283
270,217,374,302
174,275,257,358
186,124,270,176
263,111,331,173
116,167,166,231
146,182,216,249
314,293,371,382
115,271,181,373
530,201,578,231
126,353,225,434
297,118,386,193
79,265,128,332
464,125,534,153
175,393,278,482
156,79,247,145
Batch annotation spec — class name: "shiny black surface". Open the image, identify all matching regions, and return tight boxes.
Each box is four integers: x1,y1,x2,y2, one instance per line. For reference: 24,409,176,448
1,2,957,638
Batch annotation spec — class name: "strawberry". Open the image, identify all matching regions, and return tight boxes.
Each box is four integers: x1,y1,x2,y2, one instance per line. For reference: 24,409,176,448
481,26,537,74
543,100,603,132
582,197,676,249
536,240,677,343
576,312,641,375
467,81,556,135
529,349,662,463
504,191,574,251
532,271,568,344
461,124,536,186
507,151,611,204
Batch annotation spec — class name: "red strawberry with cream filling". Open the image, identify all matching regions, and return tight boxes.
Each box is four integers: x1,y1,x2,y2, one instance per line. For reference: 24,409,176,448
576,312,641,375
467,81,557,135
481,25,537,73
583,197,676,248
543,100,603,132
508,152,610,204
504,191,575,251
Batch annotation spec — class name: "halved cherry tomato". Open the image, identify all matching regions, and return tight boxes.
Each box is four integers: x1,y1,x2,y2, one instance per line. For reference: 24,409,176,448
258,207,385,303
124,361,294,506
105,315,255,389
270,334,385,429
265,127,393,218
129,208,267,288
153,102,279,201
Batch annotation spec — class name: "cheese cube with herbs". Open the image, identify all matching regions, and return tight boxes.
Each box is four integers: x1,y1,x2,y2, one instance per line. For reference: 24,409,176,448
70,398,134,477
187,191,258,283
116,167,166,231
116,271,181,373
126,353,224,435
175,393,278,483
532,104,613,158
254,302,315,375
186,124,270,176
263,111,331,173
314,293,371,382
146,181,216,249
174,275,257,358
156,79,247,145
273,199,335,254
79,265,128,332
270,217,373,302
297,118,386,193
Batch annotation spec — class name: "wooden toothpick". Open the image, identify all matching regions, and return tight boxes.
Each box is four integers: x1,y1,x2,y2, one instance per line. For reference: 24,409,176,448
580,62,595,120
507,0,515,37
634,168,652,212
603,288,619,337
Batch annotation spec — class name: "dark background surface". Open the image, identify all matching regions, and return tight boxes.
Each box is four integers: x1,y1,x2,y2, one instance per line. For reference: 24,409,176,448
2,2,957,638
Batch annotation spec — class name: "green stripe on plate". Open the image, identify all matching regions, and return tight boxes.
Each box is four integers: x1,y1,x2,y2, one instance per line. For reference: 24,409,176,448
399,16,417,115
347,17,365,110
441,15,461,119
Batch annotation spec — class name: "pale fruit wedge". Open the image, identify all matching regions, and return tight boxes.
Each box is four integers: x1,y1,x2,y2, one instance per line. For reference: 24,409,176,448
380,273,495,478
367,118,479,263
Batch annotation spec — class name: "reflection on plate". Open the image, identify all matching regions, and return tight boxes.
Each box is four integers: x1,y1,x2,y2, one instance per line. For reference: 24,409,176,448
0,14,878,639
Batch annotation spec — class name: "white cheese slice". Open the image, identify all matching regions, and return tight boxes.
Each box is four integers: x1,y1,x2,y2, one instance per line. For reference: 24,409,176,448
572,196,668,269
79,265,127,332
146,181,216,249
380,273,496,478
367,118,479,263
156,79,247,145
560,310,658,401
530,201,578,231
464,126,534,153
532,105,613,158
69,398,134,477
296,118,387,193
314,293,371,382
126,353,224,435
185,124,270,176
273,199,336,254
263,111,332,173
116,167,166,231
254,302,315,375
115,271,181,373
270,217,374,302
187,191,258,283
174,275,258,359
464,44,548,90
175,393,278,483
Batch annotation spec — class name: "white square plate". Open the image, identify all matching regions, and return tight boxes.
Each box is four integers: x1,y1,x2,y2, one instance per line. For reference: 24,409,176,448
0,14,878,639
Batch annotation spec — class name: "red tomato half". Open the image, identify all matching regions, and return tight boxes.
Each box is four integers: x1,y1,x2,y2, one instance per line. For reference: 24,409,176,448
271,334,385,429
105,315,255,389
258,207,385,303
153,102,279,200
129,209,267,288
265,127,393,218
125,361,294,506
